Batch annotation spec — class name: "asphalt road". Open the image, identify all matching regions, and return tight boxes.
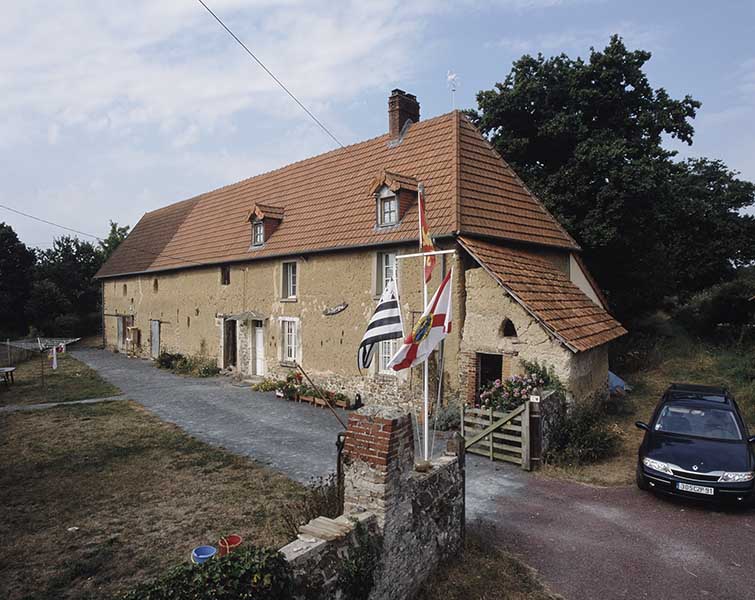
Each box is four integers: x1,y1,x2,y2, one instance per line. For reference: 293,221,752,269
75,349,755,600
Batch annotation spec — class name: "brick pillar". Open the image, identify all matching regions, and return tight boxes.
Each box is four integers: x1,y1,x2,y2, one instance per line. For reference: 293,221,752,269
342,405,415,529
462,351,479,405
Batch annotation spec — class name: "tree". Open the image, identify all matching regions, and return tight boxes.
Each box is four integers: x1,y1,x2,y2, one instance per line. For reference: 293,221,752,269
470,36,755,319
0,223,35,337
98,221,130,261
30,236,103,335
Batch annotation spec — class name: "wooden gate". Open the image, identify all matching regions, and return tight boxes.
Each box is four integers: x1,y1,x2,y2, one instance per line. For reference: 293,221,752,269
461,402,538,470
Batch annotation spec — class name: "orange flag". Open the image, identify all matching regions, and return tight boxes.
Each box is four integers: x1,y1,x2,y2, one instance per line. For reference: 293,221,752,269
418,184,436,283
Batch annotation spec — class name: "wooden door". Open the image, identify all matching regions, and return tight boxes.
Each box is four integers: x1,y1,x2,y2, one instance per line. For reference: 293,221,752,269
150,320,160,358
253,321,265,375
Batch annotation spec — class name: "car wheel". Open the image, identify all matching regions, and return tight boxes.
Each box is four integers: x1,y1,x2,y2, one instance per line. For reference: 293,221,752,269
636,465,650,491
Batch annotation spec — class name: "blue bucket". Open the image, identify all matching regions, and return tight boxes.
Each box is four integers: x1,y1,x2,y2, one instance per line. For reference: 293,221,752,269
191,545,217,564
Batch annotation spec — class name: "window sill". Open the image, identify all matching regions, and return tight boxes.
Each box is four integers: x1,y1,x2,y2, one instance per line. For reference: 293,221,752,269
280,297,298,303
279,361,297,368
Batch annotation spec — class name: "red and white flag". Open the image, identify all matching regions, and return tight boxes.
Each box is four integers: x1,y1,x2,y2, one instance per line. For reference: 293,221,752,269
388,268,453,371
418,184,436,284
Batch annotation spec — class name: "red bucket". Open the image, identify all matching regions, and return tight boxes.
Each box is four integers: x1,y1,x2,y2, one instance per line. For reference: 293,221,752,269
218,534,243,556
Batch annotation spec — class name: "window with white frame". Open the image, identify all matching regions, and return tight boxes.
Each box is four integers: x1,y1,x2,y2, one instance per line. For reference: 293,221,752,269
252,221,264,246
378,193,398,226
378,339,398,374
282,261,297,299
281,319,299,363
377,251,396,292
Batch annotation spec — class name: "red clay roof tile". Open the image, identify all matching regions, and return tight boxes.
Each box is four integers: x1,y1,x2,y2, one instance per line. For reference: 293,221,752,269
458,236,626,352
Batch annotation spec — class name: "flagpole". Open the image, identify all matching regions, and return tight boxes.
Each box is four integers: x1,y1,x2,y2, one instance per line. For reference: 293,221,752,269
419,184,430,462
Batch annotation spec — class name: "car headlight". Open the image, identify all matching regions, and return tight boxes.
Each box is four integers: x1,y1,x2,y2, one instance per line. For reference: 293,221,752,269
719,471,755,483
642,457,674,475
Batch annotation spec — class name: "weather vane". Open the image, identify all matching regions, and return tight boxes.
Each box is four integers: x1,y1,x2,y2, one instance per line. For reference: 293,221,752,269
447,70,460,109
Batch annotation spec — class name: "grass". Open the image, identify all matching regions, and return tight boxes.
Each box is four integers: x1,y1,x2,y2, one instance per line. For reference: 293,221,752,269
0,352,120,407
542,330,755,486
417,525,560,600
0,401,306,600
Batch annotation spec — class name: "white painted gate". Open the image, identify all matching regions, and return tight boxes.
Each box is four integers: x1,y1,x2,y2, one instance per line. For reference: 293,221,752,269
150,320,160,358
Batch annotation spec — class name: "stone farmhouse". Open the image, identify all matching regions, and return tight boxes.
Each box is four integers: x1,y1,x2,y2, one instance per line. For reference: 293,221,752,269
95,89,626,407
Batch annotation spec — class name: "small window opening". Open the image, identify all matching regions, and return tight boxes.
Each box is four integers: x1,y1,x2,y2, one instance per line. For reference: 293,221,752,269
252,221,264,246
153,278,158,293
187,316,191,328
501,318,518,338
221,265,231,286
122,284,127,296
378,194,398,226
282,261,297,299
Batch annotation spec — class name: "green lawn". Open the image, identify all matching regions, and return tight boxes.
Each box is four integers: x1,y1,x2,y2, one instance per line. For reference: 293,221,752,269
0,401,306,600
542,331,755,486
0,352,120,406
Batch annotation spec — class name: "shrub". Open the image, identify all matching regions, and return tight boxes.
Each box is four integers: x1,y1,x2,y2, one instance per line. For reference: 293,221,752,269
336,521,381,600
478,373,544,412
155,352,219,377
675,277,755,340
433,403,461,431
543,395,621,466
117,546,294,600
251,378,281,392
520,359,563,391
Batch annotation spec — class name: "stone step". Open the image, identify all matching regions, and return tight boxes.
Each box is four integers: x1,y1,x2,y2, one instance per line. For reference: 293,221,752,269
299,516,353,541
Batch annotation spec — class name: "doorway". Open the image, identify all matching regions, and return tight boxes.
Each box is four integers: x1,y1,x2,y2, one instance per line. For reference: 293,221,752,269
150,320,160,359
478,353,503,390
252,320,265,376
223,319,237,369
117,316,133,352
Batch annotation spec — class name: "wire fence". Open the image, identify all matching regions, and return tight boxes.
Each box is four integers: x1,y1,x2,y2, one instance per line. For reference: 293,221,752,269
1,340,35,368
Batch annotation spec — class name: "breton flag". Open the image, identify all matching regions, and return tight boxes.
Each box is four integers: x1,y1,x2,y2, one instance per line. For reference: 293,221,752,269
358,279,404,369
388,268,453,371
418,184,436,284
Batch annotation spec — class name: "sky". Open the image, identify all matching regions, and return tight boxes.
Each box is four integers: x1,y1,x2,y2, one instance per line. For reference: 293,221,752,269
2,0,754,248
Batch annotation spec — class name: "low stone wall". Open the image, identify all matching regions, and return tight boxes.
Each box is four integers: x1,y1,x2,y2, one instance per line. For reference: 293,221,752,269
280,405,465,600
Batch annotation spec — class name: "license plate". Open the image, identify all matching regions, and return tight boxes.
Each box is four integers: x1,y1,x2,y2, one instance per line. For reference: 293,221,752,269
677,482,714,495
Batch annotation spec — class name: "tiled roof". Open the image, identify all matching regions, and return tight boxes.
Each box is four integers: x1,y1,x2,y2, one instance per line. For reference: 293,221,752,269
96,112,578,278
458,236,626,352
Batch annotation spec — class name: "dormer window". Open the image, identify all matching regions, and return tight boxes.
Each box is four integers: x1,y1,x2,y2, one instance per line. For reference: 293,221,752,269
378,189,398,227
369,170,418,229
252,221,264,246
247,202,283,249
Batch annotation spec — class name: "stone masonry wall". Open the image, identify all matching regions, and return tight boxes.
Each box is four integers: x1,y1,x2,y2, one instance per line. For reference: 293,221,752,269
280,405,464,600
460,266,608,401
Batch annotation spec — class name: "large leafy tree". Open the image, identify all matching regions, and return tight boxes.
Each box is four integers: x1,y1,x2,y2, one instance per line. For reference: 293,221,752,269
0,223,35,337
470,36,755,318
98,221,130,261
31,236,104,334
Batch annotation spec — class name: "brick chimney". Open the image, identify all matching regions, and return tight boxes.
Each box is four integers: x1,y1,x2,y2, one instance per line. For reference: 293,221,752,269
388,89,420,139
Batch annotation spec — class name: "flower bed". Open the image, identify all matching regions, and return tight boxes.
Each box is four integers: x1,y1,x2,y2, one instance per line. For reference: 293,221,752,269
252,372,351,409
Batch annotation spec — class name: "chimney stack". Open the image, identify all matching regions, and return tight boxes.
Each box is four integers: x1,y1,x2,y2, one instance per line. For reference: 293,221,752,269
388,89,420,139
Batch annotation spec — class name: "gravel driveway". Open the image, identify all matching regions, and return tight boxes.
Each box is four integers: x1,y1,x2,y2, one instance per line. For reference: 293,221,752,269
75,348,754,599
73,349,346,483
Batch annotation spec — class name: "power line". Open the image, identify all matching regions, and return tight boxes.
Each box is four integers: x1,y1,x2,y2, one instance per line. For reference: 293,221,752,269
195,0,345,149
0,203,209,268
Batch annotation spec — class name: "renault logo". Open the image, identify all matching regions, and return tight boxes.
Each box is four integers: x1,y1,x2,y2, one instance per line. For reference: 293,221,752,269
692,465,699,471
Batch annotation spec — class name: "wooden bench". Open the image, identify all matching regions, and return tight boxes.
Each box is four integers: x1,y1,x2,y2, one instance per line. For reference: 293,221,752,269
1,367,16,386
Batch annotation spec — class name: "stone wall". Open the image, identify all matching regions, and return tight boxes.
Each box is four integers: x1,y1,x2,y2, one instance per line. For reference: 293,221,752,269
279,405,465,600
102,243,464,409
459,266,608,401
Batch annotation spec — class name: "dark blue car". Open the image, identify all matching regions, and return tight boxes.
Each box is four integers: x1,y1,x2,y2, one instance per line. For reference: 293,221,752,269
636,383,755,507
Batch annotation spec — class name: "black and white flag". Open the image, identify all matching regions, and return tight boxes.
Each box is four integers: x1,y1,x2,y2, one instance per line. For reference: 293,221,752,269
358,280,404,370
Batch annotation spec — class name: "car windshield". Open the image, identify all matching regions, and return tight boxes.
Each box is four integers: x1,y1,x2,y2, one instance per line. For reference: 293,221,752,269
654,404,742,441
